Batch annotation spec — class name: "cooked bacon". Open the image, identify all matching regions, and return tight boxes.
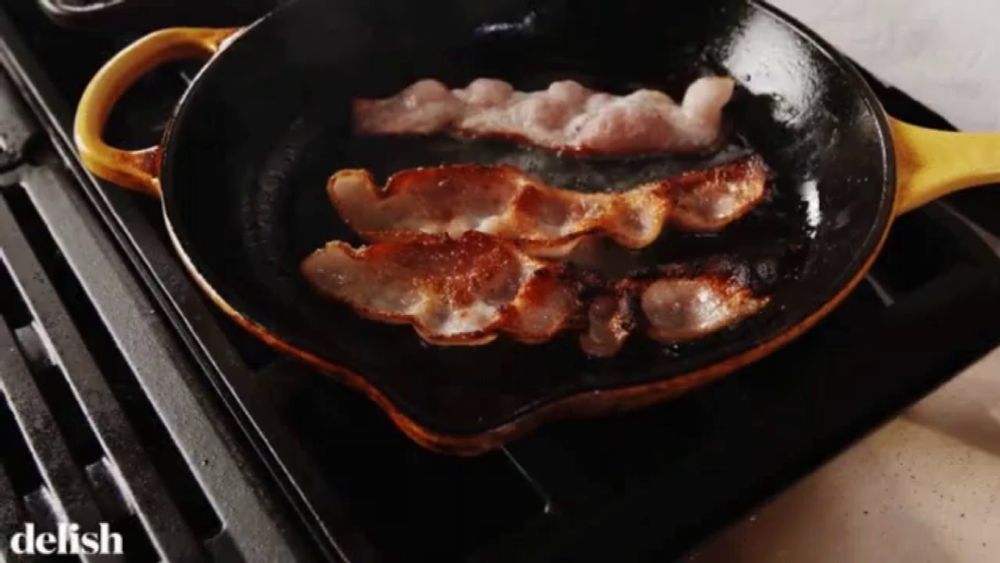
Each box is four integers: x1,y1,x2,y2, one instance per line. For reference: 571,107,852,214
300,232,581,345
667,156,770,231
579,275,769,357
353,77,735,154
640,277,768,342
302,232,768,353
327,156,768,257
579,294,634,357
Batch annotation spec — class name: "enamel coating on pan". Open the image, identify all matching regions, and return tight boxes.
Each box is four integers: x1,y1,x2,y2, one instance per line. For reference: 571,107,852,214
75,0,1000,454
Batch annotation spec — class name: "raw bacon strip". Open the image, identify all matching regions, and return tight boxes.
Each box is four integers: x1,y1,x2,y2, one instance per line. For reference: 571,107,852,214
300,232,581,345
353,77,735,154
327,156,768,257
302,232,768,353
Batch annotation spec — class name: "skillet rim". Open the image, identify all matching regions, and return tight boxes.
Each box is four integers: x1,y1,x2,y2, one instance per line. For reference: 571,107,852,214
156,0,898,453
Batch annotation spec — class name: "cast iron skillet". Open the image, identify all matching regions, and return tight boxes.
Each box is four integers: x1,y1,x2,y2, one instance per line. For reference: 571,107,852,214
75,0,1000,454
39,0,275,30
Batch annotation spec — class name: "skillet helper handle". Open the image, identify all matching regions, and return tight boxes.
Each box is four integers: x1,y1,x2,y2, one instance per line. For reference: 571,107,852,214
74,27,239,197
890,118,1000,214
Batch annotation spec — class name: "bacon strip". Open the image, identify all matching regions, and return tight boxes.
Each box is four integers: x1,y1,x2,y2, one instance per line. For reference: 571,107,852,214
353,77,735,154
300,232,581,345
328,156,768,258
302,233,768,353
639,277,768,342
579,276,769,357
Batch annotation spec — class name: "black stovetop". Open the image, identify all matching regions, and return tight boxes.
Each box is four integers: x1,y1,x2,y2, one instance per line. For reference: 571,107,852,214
1,3,999,562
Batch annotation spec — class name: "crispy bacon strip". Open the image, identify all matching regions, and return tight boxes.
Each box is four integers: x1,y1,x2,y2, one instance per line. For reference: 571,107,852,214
300,232,581,345
303,232,768,353
353,77,734,154
328,156,768,257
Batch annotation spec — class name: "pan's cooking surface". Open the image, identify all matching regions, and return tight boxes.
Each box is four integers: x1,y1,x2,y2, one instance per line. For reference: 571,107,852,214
160,0,891,434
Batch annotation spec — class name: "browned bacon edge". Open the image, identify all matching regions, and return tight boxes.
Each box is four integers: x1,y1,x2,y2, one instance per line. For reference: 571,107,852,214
301,232,585,346
327,155,769,258
579,274,770,356
302,232,769,355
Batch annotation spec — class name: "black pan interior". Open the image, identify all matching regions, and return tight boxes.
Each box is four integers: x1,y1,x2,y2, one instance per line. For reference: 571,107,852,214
161,0,893,435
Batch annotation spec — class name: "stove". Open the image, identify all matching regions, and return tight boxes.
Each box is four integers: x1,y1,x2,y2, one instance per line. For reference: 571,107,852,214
1,2,998,561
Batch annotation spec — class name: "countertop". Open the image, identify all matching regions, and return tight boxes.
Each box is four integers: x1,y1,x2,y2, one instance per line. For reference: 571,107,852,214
693,2,1000,561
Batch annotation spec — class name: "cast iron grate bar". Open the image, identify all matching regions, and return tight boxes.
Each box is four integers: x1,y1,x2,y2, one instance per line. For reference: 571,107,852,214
21,487,78,562
0,455,26,562
22,358,105,469
0,321,108,561
0,255,31,328
84,459,131,526
0,395,42,502
863,274,895,306
502,436,614,514
112,514,160,563
0,187,207,561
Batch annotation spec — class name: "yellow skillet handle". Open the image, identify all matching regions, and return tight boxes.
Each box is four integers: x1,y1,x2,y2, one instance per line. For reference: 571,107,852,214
74,27,240,197
890,118,1000,214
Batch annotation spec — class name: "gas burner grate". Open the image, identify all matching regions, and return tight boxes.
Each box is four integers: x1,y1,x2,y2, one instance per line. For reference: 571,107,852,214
0,36,307,558
0,185,193,561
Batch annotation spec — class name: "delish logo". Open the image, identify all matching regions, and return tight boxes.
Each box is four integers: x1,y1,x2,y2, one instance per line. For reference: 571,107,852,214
9,523,123,556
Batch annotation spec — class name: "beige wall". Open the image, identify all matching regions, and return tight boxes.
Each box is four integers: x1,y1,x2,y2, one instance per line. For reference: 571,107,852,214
770,0,1000,131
